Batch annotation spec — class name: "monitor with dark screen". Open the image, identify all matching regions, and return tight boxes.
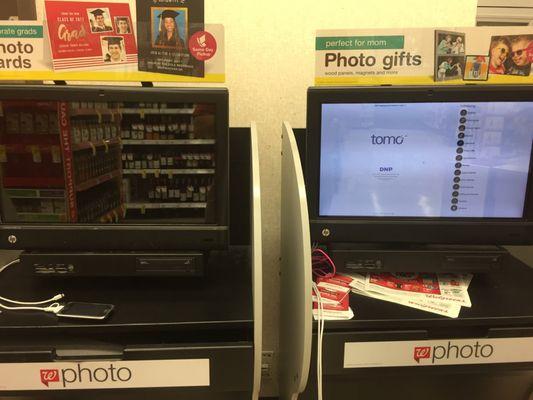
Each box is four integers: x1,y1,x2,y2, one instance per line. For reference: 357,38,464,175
0,85,229,250
0,95,224,225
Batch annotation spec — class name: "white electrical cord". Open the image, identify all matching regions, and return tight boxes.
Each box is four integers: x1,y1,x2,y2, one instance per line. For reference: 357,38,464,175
0,258,20,274
0,258,65,311
312,281,325,400
0,302,64,314
0,293,65,306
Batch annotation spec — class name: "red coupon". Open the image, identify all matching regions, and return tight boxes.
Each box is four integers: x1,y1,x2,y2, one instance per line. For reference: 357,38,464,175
312,286,349,305
317,274,354,294
313,294,349,312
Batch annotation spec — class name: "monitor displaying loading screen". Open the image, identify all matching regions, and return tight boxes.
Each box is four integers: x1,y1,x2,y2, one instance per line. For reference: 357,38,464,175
319,102,533,218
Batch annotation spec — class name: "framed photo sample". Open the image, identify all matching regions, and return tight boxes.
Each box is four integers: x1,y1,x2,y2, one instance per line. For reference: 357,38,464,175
463,55,490,81
489,34,532,77
434,30,466,82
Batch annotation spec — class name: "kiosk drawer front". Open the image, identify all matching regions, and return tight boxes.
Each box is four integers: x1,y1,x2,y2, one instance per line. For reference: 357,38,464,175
124,343,253,392
301,331,533,400
0,343,253,395
322,330,429,374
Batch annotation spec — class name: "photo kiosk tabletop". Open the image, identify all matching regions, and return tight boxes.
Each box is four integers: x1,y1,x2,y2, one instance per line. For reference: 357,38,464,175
0,86,262,400
280,85,533,400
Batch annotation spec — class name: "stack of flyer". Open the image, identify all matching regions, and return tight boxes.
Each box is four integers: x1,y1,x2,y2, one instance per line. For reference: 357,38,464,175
348,272,473,318
312,275,354,320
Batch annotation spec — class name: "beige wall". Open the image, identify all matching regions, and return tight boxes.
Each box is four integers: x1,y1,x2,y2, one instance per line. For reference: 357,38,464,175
34,0,478,396
205,1,477,395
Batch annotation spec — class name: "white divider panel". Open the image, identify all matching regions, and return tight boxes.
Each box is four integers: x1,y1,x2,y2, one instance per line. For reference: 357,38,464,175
251,122,263,400
279,122,312,400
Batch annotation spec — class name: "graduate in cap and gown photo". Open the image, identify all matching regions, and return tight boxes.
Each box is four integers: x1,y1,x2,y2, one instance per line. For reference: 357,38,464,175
90,8,113,32
155,9,186,50
103,37,125,63
115,17,132,34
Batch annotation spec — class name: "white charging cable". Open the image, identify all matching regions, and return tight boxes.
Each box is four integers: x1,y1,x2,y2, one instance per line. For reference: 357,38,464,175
0,258,65,312
312,281,325,400
0,293,65,306
0,302,64,314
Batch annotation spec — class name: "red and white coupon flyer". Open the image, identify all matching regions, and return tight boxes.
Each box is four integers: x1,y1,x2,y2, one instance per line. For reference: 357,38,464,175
45,1,137,71
312,286,349,305
316,274,354,294
313,295,354,320
348,271,473,317
352,287,461,318
368,273,442,295
366,273,471,307
429,274,472,307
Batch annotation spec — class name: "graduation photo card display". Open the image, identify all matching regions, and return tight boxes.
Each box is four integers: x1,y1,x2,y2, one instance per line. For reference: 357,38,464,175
0,1,223,83
44,1,137,71
137,0,205,77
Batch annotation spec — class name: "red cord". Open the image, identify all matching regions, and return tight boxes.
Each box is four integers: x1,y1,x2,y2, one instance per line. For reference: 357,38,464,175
312,248,336,279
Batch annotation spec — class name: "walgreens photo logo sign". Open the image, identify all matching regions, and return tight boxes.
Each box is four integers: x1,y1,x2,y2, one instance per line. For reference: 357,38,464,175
0,359,209,391
413,341,494,364
39,364,132,388
344,337,533,369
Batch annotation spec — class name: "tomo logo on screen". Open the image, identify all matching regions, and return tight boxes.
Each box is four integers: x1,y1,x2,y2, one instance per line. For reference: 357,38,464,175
39,364,133,388
371,134,407,145
413,341,495,364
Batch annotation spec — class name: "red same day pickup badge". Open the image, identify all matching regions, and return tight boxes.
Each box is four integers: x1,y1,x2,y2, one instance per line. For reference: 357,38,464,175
189,31,217,61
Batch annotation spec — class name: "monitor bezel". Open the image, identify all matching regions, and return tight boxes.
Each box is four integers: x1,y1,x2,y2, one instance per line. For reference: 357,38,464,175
0,85,229,250
306,85,533,245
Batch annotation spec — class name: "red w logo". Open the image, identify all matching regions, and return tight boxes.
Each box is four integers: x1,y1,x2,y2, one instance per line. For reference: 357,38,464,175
414,346,431,363
40,369,60,387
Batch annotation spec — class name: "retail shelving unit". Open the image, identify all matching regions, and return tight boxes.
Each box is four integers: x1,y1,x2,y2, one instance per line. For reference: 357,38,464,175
0,100,124,224
119,102,216,223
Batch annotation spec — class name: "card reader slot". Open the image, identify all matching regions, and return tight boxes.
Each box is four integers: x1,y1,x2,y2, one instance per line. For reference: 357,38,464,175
487,327,533,338
135,257,201,275
0,342,125,362
54,345,125,361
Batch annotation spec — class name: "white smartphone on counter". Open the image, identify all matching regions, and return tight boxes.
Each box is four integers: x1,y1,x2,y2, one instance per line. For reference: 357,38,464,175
56,302,114,320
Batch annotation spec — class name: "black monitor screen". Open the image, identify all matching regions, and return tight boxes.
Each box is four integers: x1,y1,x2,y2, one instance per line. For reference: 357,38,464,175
0,99,219,224
319,101,533,218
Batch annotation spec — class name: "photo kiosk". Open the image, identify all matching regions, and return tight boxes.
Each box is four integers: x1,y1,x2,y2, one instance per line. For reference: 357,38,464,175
0,85,262,399
280,85,533,400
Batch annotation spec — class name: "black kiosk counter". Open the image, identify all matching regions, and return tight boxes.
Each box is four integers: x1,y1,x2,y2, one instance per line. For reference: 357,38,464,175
301,256,533,400
0,86,262,399
0,248,253,399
